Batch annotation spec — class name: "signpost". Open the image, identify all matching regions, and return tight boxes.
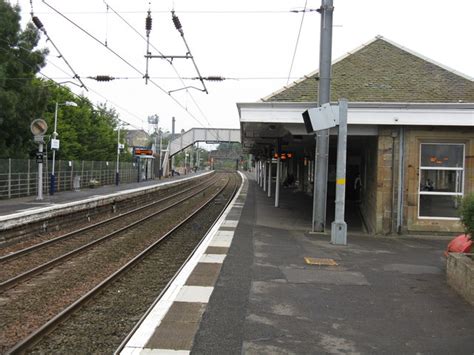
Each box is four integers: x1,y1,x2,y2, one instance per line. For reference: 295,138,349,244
31,119,48,200
302,99,348,245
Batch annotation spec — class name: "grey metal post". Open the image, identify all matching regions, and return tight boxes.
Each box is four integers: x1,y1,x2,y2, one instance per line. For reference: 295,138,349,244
330,99,348,245
171,116,175,174
196,142,200,170
275,157,281,207
27,158,30,196
37,142,43,200
50,102,58,195
313,0,334,232
268,158,272,197
8,158,11,198
263,160,267,191
116,125,120,185
159,130,162,177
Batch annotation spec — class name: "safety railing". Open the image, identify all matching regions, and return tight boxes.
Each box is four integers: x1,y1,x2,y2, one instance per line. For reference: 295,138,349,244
0,158,141,199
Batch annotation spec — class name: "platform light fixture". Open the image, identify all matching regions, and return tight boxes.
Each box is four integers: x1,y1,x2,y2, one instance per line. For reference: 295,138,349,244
50,101,78,195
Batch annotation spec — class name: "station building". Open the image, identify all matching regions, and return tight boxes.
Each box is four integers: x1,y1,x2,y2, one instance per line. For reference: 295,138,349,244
238,36,474,236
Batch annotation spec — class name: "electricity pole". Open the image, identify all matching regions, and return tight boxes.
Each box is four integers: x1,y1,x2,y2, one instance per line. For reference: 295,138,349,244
313,0,334,232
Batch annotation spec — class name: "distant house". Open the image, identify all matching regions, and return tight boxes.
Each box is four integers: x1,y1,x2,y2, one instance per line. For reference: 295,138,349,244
238,36,474,235
124,130,150,150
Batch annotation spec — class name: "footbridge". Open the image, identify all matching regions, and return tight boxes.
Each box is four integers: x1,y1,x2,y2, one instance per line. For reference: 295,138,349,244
162,128,240,175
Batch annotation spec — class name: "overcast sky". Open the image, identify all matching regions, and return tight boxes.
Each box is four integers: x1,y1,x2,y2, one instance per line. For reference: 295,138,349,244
15,0,474,134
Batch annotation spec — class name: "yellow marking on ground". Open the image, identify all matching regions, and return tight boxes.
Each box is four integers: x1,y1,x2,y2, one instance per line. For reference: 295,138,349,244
304,257,338,266
336,178,346,185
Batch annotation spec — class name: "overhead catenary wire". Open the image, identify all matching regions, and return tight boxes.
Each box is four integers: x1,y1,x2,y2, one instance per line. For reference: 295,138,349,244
171,10,208,95
30,14,88,91
31,10,303,15
40,0,213,132
102,1,213,127
0,38,142,130
287,0,308,85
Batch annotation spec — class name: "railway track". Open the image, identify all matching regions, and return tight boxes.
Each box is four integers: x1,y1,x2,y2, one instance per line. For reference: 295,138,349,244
0,174,210,254
2,171,241,354
0,174,219,291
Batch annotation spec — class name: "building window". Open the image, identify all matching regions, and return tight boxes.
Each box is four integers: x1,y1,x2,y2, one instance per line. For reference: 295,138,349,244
418,143,464,219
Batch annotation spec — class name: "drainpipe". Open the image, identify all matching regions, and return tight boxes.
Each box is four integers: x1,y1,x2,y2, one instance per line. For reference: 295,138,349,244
396,127,405,233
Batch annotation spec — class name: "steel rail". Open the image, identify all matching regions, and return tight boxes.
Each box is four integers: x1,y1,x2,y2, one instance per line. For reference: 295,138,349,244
0,175,213,263
0,175,220,292
115,172,241,354
6,173,235,355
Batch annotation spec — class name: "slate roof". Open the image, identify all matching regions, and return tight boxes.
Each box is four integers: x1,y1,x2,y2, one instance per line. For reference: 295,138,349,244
263,36,474,103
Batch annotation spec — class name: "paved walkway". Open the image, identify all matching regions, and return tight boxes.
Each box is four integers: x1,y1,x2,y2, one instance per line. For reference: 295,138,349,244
0,173,204,218
191,173,474,354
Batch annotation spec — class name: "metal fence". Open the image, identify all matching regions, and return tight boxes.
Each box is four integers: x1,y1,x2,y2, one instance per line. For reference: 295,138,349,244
0,158,142,199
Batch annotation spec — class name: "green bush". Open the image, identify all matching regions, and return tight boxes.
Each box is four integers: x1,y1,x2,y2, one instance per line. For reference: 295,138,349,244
459,194,474,237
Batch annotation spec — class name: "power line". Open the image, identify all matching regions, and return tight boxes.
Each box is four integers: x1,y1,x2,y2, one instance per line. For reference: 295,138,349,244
0,38,142,129
32,10,306,15
2,76,304,81
41,0,216,132
287,0,308,85
103,1,213,127
30,13,88,91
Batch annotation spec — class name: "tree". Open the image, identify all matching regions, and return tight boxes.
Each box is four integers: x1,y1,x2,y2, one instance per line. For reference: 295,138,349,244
0,1,49,158
41,82,132,162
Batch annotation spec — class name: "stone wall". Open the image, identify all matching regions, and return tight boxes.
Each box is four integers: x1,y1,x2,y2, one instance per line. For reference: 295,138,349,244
375,129,395,234
404,127,474,234
446,253,474,305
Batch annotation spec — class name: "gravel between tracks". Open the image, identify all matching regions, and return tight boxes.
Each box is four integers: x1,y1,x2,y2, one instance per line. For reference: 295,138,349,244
26,172,239,354
0,173,235,353
0,176,216,282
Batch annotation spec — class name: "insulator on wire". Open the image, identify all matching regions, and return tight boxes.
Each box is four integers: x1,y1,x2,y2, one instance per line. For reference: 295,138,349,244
145,11,152,31
90,75,115,82
205,76,225,81
32,16,44,31
171,11,183,34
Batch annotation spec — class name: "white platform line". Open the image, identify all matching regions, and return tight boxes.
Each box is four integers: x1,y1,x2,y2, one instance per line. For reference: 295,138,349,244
121,172,247,354
175,286,214,303
200,254,226,263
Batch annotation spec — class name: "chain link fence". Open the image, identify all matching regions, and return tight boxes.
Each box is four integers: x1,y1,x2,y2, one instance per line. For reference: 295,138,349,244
0,158,144,199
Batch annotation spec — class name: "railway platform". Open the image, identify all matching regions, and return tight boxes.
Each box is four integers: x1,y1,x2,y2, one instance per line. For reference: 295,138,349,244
122,172,474,354
0,172,207,219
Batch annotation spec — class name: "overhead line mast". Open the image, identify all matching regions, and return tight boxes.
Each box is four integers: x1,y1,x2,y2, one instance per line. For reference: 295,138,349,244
143,8,209,94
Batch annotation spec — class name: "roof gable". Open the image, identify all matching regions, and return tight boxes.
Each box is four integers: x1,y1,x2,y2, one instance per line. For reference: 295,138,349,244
263,36,474,103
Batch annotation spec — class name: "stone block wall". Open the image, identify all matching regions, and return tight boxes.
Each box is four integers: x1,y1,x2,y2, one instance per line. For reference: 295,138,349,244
446,253,474,305
404,127,474,234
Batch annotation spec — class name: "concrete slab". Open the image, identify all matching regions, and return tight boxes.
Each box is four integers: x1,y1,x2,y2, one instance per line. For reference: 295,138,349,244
199,254,226,264
383,263,442,274
186,263,222,287
281,267,370,285
145,320,199,350
192,173,474,355
204,246,229,255
175,286,214,303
